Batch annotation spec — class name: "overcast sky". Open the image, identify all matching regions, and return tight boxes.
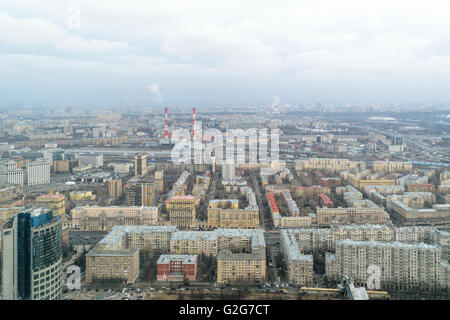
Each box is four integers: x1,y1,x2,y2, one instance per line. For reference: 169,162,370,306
1,0,450,109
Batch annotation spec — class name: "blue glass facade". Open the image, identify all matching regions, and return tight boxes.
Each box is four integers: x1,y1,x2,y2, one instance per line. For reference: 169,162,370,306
9,209,62,300
16,212,31,299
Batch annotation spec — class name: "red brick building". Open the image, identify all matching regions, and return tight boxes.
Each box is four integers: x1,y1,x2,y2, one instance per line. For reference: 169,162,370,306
157,254,198,281
320,177,342,188
318,193,334,208
267,193,279,216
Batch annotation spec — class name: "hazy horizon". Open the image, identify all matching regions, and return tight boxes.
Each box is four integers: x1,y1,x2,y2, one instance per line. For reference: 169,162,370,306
1,1,450,108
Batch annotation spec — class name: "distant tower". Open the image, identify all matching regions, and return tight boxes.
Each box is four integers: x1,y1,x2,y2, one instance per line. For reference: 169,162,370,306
163,107,169,138
192,107,196,137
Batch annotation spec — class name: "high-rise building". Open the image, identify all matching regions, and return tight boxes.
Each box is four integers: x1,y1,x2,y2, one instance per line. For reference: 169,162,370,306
155,170,164,192
125,180,158,207
0,160,24,186
108,178,123,200
222,162,235,181
26,159,50,186
2,208,62,300
134,153,147,176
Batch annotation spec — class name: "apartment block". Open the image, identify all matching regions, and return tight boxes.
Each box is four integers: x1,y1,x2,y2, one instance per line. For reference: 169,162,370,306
170,231,218,256
295,158,366,172
108,179,123,200
216,229,266,285
326,240,445,292
280,230,314,286
316,205,390,227
0,160,24,186
134,153,147,176
125,180,158,207
71,206,159,231
86,247,139,284
26,158,50,186
35,192,66,216
372,161,413,173
166,195,197,228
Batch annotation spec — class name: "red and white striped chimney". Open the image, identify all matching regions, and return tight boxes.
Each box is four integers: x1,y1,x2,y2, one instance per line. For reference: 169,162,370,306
163,107,169,137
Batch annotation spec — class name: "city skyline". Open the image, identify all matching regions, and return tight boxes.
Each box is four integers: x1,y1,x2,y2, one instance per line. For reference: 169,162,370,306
1,0,450,306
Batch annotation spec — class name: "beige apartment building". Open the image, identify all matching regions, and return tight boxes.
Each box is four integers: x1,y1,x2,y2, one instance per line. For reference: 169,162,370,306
170,231,218,256
386,192,450,226
347,175,396,189
86,247,140,284
286,225,396,253
207,199,260,229
123,225,177,252
35,192,66,216
216,229,266,285
280,230,314,286
295,158,366,172
217,249,266,285
166,196,197,228
71,206,158,231
85,225,177,283
316,206,390,227
326,239,447,292
372,161,412,173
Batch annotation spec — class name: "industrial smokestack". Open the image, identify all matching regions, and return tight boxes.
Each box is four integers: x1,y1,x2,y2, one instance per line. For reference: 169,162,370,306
163,107,169,137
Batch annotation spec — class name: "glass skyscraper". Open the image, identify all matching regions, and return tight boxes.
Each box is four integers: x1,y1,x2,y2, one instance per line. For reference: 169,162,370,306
1,208,62,300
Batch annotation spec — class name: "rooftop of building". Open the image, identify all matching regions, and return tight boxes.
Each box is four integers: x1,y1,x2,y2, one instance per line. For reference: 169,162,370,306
112,225,176,234
217,249,266,260
86,246,139,257
171,230,218,241
280,230,314,262
72,205,158,210
157,254,198,264
296,186,330,190
336,239,441,250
